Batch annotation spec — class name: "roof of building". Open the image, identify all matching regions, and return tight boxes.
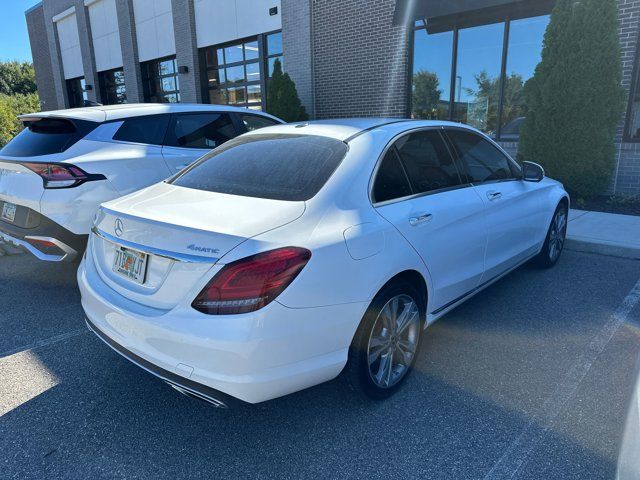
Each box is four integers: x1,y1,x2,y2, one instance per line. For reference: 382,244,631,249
18,103,282,123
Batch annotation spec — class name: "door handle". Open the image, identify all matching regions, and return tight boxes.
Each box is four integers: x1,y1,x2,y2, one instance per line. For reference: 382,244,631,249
486,191,502,201
409,213,433,226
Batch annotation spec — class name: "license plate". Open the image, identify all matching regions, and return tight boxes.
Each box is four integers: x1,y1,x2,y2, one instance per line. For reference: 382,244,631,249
1,202,16,223
112,246,148,284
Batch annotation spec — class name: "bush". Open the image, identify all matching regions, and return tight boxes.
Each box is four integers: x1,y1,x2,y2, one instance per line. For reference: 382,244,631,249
0,93,40,147
519,0,625,197
266,59,308,122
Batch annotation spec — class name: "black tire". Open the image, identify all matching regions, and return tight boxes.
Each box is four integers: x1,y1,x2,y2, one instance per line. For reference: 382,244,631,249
343,279,425,400
535,202,568,268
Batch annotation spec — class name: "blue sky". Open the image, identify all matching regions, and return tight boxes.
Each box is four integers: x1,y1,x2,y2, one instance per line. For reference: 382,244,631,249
0,1,42,62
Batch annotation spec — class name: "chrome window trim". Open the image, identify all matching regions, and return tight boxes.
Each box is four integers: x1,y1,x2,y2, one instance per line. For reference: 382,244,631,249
91,227,219,264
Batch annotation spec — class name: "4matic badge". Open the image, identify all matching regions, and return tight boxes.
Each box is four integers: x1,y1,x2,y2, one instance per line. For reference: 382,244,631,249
187,244,220,254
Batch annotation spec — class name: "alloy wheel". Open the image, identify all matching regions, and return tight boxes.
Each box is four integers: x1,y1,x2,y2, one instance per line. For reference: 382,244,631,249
549,208,567,261
366,294,420,389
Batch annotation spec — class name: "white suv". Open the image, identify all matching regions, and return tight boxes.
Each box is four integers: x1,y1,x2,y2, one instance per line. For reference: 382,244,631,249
0,104,282,261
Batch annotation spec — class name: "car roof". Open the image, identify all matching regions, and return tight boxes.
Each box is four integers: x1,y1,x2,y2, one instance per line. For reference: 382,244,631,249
18,103,282,123
243,118,477,142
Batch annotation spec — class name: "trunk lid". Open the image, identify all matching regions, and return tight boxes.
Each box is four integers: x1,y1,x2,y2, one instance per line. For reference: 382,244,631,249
91,182,306,310
0,159,46,218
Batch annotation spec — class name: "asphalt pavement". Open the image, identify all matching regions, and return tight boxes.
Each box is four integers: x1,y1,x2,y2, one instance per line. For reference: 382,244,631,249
1,250,639,479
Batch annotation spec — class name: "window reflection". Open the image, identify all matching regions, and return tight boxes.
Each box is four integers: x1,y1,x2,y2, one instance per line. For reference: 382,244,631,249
453,22,505,136
501,15,550,138
412,29,453,120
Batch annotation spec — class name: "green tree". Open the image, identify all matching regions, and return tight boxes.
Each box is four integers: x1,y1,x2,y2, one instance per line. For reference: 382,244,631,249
412,70,442,119
0,61,37,96
519,0,625,197
266,59,308,122
0,92,40,147
464,71,525,134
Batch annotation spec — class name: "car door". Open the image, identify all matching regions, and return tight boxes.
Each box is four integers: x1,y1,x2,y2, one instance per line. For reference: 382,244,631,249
444,128,545,280
161,112,239,172
373,128,488,312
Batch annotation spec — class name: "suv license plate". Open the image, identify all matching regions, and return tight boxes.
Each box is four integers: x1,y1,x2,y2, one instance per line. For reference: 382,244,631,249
113,246,148,284
1,202,16,223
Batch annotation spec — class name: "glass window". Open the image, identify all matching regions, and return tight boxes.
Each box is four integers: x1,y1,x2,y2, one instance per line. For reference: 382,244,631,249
244,41,259,60
226,65,245,83
268,57,284,77
501,15,550,138
166,113,236,149
372,149,413,203
99,68,127,105
447,129,516,183
66,77,88,108
0,118,98,157
224,45,244,64
267,32,283,56
453,23,505,136
395,130,462,193
170,134,348,201
412,29,453,120
240,114,280,131
113,115,170,145
141,56,179,103
201,36,264,109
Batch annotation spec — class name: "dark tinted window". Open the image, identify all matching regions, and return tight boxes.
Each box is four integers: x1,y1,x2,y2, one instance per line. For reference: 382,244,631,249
112,115,170,145
165,113,236,149
170,134,348,201
373,149,413,203
240,114,280,132
447,129,517,183
395,130,462,193
0,118,97,157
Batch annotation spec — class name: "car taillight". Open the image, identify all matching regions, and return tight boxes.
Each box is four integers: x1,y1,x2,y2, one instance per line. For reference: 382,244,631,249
192,247,312,315
22,163,93,189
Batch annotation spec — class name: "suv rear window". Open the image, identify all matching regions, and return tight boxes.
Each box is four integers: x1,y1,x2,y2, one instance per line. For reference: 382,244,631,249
0,118,98,157
169,134,348,201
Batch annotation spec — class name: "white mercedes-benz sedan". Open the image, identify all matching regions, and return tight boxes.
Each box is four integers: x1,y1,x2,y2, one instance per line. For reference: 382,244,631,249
0,103,282,262
78,118,569,407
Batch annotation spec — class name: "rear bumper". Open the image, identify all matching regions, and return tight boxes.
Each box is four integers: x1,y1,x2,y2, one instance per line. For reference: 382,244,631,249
78,255,366,404
0,214,86,262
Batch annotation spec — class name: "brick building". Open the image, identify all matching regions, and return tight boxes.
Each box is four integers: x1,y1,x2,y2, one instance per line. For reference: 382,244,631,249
25,0,640,194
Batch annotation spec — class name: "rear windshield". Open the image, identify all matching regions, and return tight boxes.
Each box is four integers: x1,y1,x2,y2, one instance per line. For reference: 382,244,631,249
0,118,98,157
169,134,348,201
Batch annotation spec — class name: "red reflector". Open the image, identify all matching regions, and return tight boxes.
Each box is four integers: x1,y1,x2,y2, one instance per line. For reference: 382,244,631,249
192,247,311,315
24,238,63,255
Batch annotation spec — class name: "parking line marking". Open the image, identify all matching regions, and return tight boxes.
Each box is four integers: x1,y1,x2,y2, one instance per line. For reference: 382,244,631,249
0,328,88,359
483,276,640,480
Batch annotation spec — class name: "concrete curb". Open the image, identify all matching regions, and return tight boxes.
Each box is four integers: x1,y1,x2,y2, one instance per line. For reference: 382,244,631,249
565,238,640,260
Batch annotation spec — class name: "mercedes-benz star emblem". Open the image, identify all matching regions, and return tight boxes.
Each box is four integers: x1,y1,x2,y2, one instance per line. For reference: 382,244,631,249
114,218,124,237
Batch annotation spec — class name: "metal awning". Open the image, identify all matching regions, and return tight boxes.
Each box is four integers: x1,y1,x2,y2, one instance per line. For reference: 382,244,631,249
393,0,556,28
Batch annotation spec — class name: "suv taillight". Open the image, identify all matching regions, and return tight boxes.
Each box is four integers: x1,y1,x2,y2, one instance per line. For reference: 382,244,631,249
22,163,100,189
192,247,312,315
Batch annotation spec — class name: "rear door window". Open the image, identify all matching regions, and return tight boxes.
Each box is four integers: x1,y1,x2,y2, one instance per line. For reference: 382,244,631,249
164,113,237,149
372,148,413,203
395,130,463,194
112,115,170,145
0,118,98,157
169,134,348,201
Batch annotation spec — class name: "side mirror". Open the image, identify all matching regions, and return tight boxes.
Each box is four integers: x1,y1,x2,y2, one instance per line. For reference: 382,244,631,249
522,161,545,182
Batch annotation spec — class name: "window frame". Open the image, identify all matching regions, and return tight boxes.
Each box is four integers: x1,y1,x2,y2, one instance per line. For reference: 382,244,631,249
442,126,523,186
141,56,180,104
409,11,552,140
369,126,472,207
162,111,240,150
